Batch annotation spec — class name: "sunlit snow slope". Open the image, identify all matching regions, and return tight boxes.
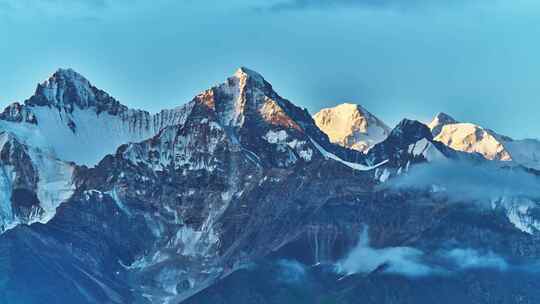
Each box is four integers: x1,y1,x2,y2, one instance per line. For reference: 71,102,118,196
313,103,390,152
428,112,540,170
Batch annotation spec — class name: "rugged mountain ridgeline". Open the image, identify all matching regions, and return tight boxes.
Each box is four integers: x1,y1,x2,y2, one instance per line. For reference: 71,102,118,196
0,68,539,304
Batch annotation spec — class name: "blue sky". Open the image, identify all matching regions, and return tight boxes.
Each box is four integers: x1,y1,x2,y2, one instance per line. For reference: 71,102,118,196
1,0,539,139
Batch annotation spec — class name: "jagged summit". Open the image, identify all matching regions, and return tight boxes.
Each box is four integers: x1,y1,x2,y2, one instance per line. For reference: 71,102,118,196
233,66,265,83
314,103,390,152
23,67,125,115
204,66,277,127
187,68,369,167
0,68,111,123
51,68,89,83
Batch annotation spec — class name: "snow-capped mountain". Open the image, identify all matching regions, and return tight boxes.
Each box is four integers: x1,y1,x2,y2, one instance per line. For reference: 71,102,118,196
428,112,540,169
0,68,192,166
0,69,195,230
0,68,539,304
313,103,390,152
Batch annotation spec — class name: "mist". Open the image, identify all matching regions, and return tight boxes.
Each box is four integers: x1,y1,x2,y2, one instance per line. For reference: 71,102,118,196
442,248,508,271
335,226,513,278
335,226,433,277
388,160,540,205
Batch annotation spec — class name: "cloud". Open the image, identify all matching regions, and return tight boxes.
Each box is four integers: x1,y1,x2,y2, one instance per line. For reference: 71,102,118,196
335,226,434,277
442,248,508,271
387,160,540,205
335,226,513,278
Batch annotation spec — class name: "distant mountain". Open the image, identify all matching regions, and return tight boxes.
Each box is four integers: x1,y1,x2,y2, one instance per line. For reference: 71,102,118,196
314,103,390,152
428,112,540,170
0,68,539,304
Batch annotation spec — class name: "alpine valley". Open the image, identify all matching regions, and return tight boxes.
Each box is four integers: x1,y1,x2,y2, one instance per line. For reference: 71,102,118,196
1,67,539,304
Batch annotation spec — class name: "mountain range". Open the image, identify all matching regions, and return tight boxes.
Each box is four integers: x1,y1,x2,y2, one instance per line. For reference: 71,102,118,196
0,67,539,304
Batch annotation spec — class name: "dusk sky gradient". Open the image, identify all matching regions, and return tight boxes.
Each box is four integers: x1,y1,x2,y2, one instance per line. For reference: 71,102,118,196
1,0,539,139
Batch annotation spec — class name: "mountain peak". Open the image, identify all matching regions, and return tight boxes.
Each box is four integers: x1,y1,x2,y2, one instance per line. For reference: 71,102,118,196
313,103,390,152
427,114,517,162
52,67,87,80
234,66,263,79
231,66,267,89
23,68,125,115
196,67,278,128
25,68,95,109
46,68,94,95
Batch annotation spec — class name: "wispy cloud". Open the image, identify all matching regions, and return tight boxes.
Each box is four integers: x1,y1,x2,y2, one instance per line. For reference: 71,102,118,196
442,248,508,271
388,161,540,205
335,226,512,278
335,226,433,277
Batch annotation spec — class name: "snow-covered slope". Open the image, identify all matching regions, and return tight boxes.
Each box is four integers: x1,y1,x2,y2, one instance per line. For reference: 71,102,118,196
428,112,540,169
0,131,75,232
433,121,511,161
0,68,192,166
313,103,390,152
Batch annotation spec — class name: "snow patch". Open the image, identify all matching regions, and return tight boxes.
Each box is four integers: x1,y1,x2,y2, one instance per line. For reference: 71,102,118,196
310,138,388,171
496,197,540,234
263,130,288,144
408,138,447,162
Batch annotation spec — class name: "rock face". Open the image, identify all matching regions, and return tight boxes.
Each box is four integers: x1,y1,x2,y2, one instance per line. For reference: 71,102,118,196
428,112,540,169
314,103,390,152
0,68,539,304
